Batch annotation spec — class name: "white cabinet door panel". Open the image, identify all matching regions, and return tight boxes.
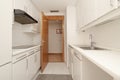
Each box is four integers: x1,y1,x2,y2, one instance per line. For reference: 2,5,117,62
85,0,96,24
13,58,27,80
0,63,11,80
73,52,82,80
0,0,12,65
28,53,36,80
14,0,25,10
96,0,117,19
36,51,40,71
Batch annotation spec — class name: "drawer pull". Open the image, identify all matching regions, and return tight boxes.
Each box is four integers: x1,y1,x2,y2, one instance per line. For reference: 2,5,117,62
74,53,82,61
29,51,34,55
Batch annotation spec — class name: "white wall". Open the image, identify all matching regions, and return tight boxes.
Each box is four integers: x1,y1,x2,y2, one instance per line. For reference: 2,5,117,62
48,21,62,53
12,22,34,46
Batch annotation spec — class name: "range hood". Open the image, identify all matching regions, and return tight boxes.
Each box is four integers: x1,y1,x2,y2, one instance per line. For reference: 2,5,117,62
14,9,38,24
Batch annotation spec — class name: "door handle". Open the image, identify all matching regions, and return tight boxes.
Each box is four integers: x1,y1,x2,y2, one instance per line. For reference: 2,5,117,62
41,40,46,45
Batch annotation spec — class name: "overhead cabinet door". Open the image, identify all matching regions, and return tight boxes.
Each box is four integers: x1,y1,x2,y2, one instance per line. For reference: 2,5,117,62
77,0,96,27
14,0,25,10
95,0,118,19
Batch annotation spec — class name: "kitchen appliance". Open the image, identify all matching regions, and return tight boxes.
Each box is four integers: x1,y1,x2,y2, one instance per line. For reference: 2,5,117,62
14,9,38,24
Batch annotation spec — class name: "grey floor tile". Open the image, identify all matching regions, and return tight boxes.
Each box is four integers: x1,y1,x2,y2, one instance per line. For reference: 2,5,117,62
36,74,73,80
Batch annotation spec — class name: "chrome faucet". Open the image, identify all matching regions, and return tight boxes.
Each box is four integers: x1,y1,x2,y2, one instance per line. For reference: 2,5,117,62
89,34,95,49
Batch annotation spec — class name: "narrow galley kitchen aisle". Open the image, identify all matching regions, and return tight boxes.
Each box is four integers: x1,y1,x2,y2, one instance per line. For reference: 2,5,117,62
37,15,73,80
36,62,72,80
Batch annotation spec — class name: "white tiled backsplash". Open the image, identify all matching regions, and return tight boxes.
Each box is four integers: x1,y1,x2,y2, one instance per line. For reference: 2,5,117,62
12,22,40,47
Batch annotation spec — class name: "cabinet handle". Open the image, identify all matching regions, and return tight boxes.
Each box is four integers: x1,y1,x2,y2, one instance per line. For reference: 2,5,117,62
16,54,26,60
74,53,82,61
29,51,34,55
26,59,28,69
34,54,37,62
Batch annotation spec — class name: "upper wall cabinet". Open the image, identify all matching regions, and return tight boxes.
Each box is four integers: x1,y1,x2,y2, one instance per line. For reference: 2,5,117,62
14,0,25,11
95,0,117,19
77,0,118,30
14,0,39,23
77,0,97,28
76,0,85,28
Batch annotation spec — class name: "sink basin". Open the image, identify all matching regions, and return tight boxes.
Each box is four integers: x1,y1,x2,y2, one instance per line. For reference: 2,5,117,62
79,47,106,50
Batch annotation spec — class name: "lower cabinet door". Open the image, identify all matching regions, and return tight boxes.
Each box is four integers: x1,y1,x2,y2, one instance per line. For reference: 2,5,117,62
36,51,40,71
82,57,113,80
28,53,36,80
13,58,27,80
0,63,11,80
73,53,82,80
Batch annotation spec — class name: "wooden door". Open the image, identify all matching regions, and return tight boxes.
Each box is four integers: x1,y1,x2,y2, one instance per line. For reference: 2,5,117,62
41,13,48,72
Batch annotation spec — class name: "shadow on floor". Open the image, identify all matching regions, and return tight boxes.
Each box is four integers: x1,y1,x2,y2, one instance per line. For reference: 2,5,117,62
36,74,73,80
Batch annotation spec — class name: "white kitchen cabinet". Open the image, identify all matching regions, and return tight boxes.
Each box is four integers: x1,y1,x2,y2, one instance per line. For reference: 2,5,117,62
0,0,12,65
0,63,12,80
14,0,39,20
85,0,96,25
77,0,118,29
77,0,96,28
35,51,40,71
14,0,25,11
76,0,85,28
68,46,74,77
14,0,31,15
25,0,33,16
28,53,36,80
13,55,27,80
30,5,39,21
95,0,117,19
82,57,113,80
73,51,82,80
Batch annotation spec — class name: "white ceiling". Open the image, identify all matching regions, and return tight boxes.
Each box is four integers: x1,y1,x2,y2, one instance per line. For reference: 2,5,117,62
32,0,78,13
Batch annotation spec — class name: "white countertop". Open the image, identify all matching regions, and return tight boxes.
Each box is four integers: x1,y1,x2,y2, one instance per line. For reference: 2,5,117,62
70,44,120,80
12,45,41,56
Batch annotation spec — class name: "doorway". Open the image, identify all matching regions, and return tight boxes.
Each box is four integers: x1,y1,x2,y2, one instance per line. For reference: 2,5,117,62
41,14,64,72
48,20,63,62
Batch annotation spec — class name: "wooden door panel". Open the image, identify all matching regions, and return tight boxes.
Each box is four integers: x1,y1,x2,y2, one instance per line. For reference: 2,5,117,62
41,13,48,72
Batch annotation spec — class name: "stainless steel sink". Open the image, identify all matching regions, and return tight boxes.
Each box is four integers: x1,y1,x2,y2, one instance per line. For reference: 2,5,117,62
79,46,106,50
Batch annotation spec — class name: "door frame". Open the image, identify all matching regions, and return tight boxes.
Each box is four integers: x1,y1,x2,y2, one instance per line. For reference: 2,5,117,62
40,12,49,72
40,15,65,72
46,16,64,62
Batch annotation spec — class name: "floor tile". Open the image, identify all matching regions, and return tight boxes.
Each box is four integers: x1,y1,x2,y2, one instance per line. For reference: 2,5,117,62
36,74,73,80
42,62,70,74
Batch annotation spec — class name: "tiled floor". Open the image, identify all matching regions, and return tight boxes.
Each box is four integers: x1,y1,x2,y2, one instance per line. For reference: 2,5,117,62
36,74,73,80
42,62,70,74
35,62,72,80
